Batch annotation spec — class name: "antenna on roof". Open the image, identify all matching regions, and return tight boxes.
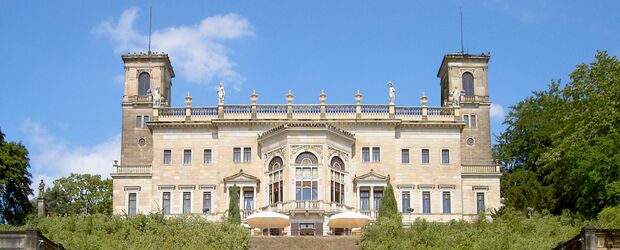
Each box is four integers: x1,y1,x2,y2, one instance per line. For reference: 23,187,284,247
460,7,464,54
148,7,153,54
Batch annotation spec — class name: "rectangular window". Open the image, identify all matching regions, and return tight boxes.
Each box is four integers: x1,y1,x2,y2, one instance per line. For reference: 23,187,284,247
402,191,411,213
443,192,451,214
421,149,430,164
203,192,211,214
128,193,137,216
143,115,150,126
183,192,191,214
372,147,380,162
362,147,370,162
136,116,142,128
233,147,241,163
464,114,470,127
422,191,431,214
477,192,485,214
360,191,370,210
243,147,251,162
441,149,450,164
203,149,212,164
162,192,170,215
373,191,383,211
183,149,191,165
163,150,171,165
401,149,410,164
471,114,477,128
244,190,254,210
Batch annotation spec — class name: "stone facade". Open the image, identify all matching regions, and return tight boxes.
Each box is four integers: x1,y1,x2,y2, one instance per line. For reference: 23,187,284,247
111,52,501,235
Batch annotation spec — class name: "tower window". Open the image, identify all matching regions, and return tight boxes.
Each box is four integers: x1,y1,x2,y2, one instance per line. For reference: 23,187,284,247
462,72,474,97
138,72,151,96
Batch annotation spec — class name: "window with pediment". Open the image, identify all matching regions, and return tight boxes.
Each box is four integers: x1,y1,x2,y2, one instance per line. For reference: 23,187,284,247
268,157,284,203
330,156,345,204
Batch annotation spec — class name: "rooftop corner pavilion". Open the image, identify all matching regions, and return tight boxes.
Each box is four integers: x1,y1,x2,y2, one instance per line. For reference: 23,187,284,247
112,52,501,236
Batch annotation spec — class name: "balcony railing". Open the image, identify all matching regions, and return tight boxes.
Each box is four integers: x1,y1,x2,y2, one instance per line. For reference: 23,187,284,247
191,107,218,116
360,210,377,219
257,200,355,214
462,164,500,174
461,96,490,103
395,106,423,116
112,165,152,175
159,108,186,116
153,104,458,122
293,200,322,210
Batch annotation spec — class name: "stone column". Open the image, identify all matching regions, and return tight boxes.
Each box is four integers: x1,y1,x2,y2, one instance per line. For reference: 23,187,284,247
239,185,244,211
370,186,374,211
252,186,256,211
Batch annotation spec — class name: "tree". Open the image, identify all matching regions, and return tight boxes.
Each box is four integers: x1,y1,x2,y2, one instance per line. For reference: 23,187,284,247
496,51,620,218
45,173,112,215
0,129,33,224
378,182,401,222
227,185,240,225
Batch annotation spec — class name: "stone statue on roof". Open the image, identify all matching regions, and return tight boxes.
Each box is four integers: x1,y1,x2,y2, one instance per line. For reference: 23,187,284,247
217,83,225,105
387,81,395,104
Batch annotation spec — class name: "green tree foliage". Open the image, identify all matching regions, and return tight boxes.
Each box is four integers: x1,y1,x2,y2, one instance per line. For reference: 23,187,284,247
0,129,33,224
377,182,401,222
227,185,241,225
0,214,250,250
496,51,620,218
360,207,620,250
45,173,112,215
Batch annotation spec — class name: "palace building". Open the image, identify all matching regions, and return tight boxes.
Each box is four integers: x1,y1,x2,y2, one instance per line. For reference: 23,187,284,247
111,52,501,236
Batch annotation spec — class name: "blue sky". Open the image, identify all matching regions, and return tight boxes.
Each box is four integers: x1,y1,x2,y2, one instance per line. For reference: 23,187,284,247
0,1,618,188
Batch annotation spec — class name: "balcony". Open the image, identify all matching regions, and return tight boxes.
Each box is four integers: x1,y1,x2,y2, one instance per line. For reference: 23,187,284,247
461,164,500,176
111,165,152,177
153,104,461,123
257,200,355,215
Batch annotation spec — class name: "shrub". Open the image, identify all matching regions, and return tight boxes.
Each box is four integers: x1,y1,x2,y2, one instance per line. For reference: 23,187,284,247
0,214,250,250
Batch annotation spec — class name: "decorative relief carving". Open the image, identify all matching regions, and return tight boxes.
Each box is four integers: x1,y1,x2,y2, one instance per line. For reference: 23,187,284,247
263,146,286,168
290,144,323,160
328,146,350,162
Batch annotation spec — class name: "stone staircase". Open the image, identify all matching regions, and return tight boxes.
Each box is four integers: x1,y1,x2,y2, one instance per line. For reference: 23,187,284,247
249,236,360,250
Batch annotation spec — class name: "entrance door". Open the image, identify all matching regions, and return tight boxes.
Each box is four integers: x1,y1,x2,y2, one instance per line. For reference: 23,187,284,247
299,223,315,236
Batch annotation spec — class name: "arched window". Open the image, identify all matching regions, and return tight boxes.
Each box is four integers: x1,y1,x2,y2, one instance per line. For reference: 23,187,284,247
295,152,318,165
295,152,318,201
268,157,284,204
138,72,151,96
269,157,283,171
330,157,345,171
462,72,474,97
330,157,345,204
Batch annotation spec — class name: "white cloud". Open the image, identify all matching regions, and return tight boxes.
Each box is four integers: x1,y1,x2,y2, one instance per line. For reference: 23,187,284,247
21,119,120,191
490,103,506,120
93,7,252,89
